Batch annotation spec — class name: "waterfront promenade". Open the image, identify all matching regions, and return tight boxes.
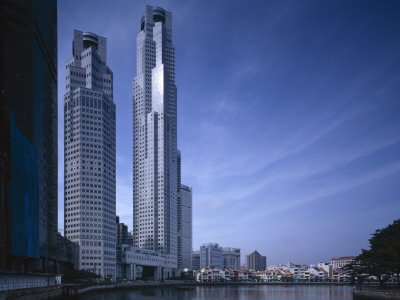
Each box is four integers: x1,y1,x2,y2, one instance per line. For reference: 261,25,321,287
67,281,400,300
0,280,350,300
1,279,399,299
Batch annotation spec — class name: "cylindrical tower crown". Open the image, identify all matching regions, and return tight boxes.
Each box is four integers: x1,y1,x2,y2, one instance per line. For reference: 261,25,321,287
82,32,99,51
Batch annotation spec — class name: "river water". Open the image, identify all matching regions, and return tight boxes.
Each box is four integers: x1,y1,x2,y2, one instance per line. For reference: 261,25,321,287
76,285,354,300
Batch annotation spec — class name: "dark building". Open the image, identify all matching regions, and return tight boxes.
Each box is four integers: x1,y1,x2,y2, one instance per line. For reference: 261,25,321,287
192,250,200,271
0,0,77,273
127,231,134,246
56,234,80,273
116,216,128,245
245,250,267,271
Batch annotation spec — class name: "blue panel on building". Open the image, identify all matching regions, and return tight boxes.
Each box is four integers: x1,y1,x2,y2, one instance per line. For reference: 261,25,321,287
8,113,40,259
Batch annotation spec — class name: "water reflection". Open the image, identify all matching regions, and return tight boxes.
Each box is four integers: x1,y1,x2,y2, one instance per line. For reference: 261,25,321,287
77,285,353,300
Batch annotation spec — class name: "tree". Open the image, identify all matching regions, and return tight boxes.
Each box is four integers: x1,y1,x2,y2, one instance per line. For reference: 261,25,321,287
249,275,260,282
368,219,400,286
280,275,294,282
358,249,393,286
346,219,400,286
342,261,369,284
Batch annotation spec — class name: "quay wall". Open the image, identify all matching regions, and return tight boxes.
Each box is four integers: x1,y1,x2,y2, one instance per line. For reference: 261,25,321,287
4,281,399,299
0,285,63,300
0,271,61,291
354,288,400,300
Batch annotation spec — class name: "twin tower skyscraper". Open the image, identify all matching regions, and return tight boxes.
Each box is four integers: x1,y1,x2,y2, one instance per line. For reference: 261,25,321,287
63,6,192,279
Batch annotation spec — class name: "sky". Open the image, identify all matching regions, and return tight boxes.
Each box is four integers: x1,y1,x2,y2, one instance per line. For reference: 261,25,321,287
57,0,400,265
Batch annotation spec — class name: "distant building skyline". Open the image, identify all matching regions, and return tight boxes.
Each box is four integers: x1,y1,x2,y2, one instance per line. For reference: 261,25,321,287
63,30,116,279
194,243,242,270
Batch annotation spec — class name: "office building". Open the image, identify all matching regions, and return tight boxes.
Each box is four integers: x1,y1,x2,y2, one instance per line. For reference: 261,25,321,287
177,151,182,269
116,245,167,280
192,251,200,271
132,5,178,276
127,230,134,246
116,216,129,245
178,184,192,270
200,243,222,269
222,247,241,269
0,0,77,274
246,250,267,271
64,30,116,279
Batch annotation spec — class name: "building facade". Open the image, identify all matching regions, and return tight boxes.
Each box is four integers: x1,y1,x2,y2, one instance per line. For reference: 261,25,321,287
200,243,222,269
178,184,192,270
222,247,241,270
128,230,134,246
0,0,73,273
116,216,129,245
330,256,356,270
246,250,267,271
192,250,200,271
64,30,116,279
132,5,178,276
116,245,168,280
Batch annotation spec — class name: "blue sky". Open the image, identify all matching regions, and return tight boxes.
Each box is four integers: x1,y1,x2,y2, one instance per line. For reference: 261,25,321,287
57,0,400,265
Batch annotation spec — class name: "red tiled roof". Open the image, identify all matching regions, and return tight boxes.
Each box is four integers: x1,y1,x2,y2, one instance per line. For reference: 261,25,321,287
331,256,356,261
333,269,348,274
312,267,328,273
256,271,270,274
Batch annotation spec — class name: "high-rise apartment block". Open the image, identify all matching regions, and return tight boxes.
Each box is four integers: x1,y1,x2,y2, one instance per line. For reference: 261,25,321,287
246,250,267,271
132,5,178,276
64,30,116,279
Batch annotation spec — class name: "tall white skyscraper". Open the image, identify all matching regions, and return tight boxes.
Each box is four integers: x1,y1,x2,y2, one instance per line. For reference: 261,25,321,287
64,30,116,279
132,6,178,274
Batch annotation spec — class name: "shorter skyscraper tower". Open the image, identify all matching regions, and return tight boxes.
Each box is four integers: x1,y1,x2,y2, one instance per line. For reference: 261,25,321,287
64,30,116,279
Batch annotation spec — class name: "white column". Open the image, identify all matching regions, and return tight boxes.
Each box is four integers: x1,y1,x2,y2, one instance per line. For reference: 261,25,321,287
133,264,136,280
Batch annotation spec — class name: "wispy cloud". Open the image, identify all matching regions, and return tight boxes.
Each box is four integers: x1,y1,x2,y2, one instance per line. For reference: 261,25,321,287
245,160,400,220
